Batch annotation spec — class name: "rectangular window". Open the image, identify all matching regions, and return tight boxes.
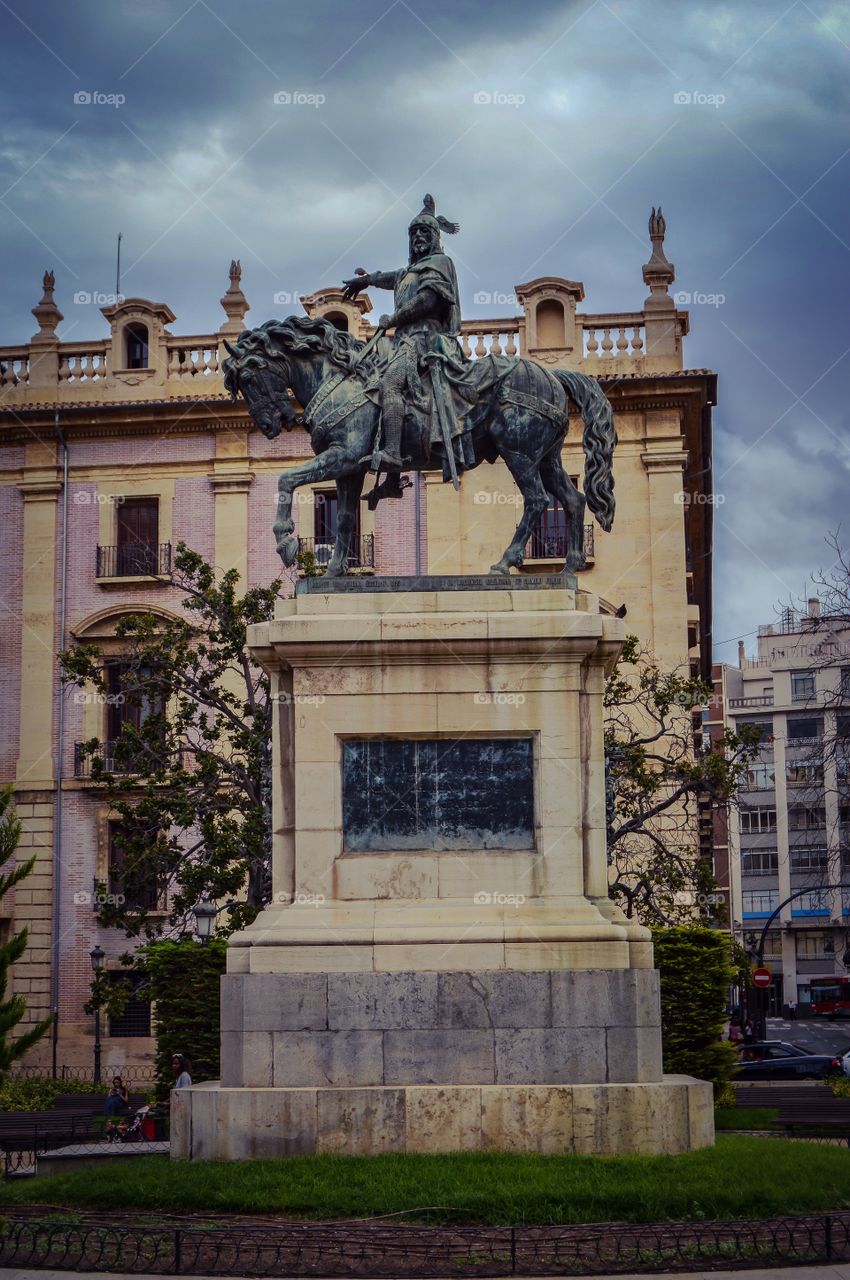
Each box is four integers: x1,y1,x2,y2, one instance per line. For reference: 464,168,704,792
108,822,160,911
791,671,816,703
760,929,782,960
789,846,829,873
794,889,830,913
312,489,361,567
107,972,151,1038
740,807,777,834
742,889,779,914
788,806,827,830
787,717,823,740
786,761,824,785
742,849,779,875
841,668,850,702
116,497,159,575
745,763,776,789
529,499,568,559
796,931,832,959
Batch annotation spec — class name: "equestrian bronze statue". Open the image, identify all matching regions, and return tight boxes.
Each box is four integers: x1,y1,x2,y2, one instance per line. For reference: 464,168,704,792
222,195,617,578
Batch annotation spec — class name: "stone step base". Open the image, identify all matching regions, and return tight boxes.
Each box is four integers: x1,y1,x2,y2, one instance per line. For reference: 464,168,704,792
171,1076,714,1160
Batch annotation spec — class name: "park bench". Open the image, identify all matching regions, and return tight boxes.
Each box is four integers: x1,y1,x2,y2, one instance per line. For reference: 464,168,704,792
734,1084,833,1107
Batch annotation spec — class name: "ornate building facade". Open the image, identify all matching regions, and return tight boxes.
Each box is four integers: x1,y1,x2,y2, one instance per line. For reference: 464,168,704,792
0,215,715,1071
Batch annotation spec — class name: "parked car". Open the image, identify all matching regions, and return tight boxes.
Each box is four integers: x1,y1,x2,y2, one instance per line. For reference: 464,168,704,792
836,1046,850,1078
733,1040,843,1080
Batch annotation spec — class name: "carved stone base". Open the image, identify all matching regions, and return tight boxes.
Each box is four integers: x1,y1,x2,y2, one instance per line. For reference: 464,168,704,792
172,1076,714,1160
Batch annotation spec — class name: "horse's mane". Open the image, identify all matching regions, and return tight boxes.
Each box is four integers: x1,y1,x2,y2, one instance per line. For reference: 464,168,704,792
222,315,363,395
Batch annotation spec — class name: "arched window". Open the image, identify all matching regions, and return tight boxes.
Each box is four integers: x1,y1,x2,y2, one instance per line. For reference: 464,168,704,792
125,323,149,369
536,299,565,348
325,311,349,332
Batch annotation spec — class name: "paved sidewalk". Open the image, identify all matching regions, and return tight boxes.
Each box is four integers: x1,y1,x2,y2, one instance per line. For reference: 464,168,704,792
5,1268,850,1280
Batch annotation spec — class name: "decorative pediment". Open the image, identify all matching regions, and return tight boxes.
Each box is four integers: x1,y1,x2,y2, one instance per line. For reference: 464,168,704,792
71,602,185,643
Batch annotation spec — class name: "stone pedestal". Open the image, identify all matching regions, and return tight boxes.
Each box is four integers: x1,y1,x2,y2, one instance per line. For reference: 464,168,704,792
172,579,713,1159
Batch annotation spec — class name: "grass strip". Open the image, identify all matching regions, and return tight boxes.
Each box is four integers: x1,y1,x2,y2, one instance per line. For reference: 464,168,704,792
3,1136,850,1225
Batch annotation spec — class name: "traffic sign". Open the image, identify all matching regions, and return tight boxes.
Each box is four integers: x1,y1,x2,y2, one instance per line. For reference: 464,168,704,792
752,967,772,988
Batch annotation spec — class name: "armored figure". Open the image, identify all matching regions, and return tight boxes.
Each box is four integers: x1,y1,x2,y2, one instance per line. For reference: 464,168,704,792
342,195,480,482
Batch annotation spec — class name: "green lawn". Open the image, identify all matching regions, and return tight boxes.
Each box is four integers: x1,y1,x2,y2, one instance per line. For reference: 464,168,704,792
2,1137,850,1224
715,1106,778,1129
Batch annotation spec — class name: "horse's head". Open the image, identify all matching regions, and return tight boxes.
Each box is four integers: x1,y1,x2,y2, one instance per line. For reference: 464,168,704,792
222,335,298,439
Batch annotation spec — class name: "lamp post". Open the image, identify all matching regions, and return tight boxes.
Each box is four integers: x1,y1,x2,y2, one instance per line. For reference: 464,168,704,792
89,944,105,1084
192,898,216,945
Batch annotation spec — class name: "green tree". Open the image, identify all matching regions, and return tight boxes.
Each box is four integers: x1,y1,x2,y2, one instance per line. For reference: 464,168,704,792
606,637,761,923
60,544,281,939
651,925,740,1092
0,786,53,1080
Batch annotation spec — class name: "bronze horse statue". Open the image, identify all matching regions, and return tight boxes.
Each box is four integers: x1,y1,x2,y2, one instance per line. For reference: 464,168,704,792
222,315,616,578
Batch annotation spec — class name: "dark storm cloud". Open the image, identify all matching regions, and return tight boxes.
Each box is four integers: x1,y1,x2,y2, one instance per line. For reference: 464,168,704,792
1,0,848,654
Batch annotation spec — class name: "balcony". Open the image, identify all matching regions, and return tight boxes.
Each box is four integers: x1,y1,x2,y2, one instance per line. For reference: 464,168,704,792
73,739,186,778
96,542,172,579
297,534,375,570
525,524,595,564
729,694,774,708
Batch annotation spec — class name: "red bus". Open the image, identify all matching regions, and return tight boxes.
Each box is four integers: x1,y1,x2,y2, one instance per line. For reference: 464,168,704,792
809,977,850,1017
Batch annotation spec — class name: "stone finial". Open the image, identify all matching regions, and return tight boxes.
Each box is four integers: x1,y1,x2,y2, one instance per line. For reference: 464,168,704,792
642,206,675,302
31,269,64,339
219,259,249,333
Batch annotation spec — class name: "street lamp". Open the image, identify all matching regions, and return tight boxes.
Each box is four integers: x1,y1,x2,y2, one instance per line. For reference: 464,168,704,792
89,944,105,1084
193,898,217,944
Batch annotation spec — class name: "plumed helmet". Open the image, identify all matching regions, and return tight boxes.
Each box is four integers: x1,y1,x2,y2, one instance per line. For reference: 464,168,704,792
408,194,460,250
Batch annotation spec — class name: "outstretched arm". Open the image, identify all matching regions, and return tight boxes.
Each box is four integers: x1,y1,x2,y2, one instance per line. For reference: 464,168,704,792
378,286,441,330
341,269,399,300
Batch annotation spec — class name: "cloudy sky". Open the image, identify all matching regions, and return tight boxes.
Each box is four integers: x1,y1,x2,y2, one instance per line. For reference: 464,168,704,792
1,0,848,658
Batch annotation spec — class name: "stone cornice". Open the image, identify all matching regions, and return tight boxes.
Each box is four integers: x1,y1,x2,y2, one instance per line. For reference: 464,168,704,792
209,472,254,494
641,449,690,473
18,477,62,501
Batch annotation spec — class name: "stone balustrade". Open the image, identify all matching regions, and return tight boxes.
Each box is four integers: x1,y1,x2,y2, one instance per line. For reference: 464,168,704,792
0,347,30,387
166,337,221,379
58,341,109,382
458,320,520,359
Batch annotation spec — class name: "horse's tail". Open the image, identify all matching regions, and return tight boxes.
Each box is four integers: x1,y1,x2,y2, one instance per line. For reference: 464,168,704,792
552,370,617,532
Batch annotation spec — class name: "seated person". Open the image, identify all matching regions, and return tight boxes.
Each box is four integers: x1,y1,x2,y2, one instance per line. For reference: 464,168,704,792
104,1074,130,1140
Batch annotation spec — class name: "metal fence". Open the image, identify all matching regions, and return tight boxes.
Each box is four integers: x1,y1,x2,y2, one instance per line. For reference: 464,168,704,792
7,1064,156,1083
6,1211,850,1276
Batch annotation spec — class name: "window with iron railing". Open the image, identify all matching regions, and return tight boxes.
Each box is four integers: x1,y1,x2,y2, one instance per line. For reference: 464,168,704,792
108,821,162,911
791,671,816,702
741,849,779,875
789,846,829,873
740,807,777,834
107,972,151,1038
788,805,827,831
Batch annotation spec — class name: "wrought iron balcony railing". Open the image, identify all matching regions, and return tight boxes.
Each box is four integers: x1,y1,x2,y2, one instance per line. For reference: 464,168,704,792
96,542,172,578
73,739,186,778
526,524,595,561
297,534,375,569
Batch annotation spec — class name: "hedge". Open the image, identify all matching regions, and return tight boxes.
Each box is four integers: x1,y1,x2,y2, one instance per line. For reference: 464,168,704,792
141,937,226,1099
651,925,739,1093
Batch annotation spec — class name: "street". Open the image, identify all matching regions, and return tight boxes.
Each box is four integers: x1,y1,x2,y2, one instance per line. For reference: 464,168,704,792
766,1017,850,1058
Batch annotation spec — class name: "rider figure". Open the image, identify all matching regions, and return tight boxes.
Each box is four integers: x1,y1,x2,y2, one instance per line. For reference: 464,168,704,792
342,195,464,472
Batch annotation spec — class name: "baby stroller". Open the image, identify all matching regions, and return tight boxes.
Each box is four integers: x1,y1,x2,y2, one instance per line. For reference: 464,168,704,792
120,1103,150,1143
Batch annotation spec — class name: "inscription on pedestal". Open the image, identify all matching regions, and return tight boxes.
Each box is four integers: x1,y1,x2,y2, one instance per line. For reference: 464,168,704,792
342,738,534,852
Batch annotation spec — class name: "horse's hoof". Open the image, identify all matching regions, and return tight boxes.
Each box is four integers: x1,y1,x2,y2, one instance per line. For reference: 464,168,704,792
489,563,511,577
277,536,300,567
324,565,344,579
